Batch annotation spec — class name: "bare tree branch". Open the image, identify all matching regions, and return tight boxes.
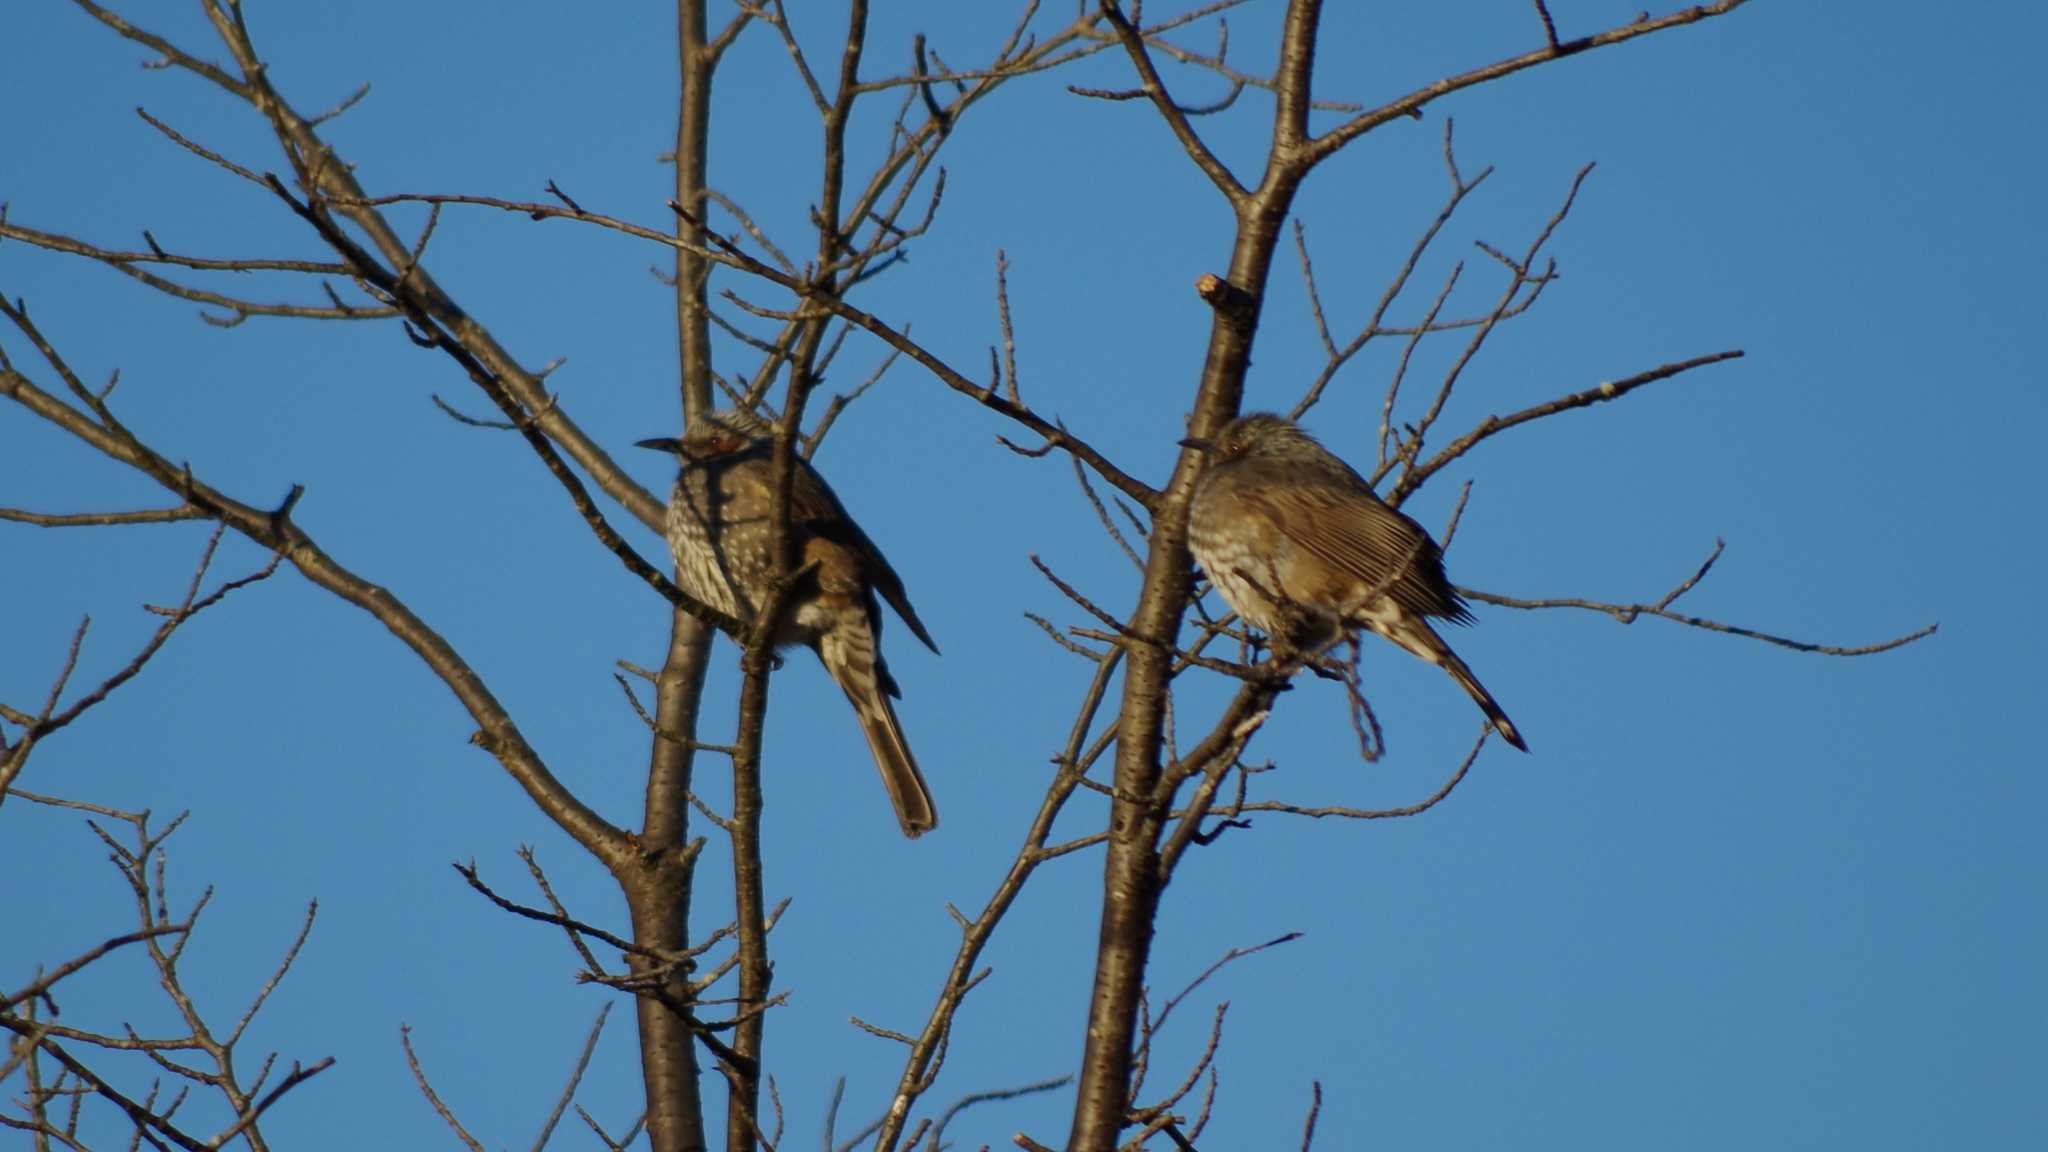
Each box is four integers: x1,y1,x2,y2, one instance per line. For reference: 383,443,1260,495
1298,1081,1322,1151
1305,2,1754,166
530,1006,611,1152
1092,0,1247,203
0,298,629,862
1387,349,1745,504
0,505,206,527
402,1025,487,1152
1463,539,1938,656
1,523,279,805
1,927,189,1013
3,799,331,1149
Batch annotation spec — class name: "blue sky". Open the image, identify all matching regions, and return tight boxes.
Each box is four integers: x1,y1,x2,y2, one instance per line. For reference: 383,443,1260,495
4,2,2043,1149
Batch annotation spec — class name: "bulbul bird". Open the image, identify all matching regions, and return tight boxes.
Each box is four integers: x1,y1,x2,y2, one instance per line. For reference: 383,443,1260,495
1183,413,1528,752
637,410,942,836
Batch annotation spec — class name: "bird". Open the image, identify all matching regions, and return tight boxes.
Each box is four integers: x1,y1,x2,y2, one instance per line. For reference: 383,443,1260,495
637,409,942,836
1182,412,1527,752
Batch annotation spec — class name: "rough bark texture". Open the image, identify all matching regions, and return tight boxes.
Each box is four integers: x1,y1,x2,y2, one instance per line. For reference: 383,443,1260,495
628,4,720,1150
1066,5,1320,1146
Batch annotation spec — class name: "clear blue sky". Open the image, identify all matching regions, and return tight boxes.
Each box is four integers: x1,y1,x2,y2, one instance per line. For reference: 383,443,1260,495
5,2,2043,1148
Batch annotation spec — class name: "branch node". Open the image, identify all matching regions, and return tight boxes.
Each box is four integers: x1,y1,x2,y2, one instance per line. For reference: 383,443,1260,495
1194,273,1256,324
268,484,305,535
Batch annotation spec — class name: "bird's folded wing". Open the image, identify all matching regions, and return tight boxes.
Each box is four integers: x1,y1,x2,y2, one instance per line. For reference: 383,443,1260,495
1234,481,1470,623
793,463,941,654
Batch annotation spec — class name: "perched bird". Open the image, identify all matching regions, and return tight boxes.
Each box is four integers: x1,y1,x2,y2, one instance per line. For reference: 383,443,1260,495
637,410,941,836
1183,413,1527,752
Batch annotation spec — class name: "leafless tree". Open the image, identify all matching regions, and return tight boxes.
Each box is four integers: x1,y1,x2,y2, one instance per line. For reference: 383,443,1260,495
3,2,1931,1150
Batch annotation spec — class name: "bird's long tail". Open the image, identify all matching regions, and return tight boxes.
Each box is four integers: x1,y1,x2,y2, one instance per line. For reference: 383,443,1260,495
1380,617,1529,752
820,625,938,837
851,690,938,838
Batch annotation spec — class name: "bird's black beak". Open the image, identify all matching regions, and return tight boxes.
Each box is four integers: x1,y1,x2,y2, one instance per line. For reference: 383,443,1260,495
635,437,685,454
1179,436,1215,452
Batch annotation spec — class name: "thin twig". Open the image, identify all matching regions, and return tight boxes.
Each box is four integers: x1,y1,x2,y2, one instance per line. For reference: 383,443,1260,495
2,927,189,1012
1389,349,1745,503
1092,0,1247,203
401,1025,486,1152
1298,1081,1323,1151
529,1005,611,1152
0,505,206,527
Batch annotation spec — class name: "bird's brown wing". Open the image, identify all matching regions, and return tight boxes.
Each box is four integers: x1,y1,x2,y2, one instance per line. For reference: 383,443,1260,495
1233,476,1472,624
790,462,941,654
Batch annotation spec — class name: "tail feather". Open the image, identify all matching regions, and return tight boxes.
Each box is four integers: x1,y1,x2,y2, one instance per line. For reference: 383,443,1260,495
851,691,938,838
1437,649,1529,753
1379,616,1529,753
819,618,938,837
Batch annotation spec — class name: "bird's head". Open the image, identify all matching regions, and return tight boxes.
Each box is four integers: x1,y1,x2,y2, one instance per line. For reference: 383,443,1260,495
1180,412,1317,462
636,408,773,459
